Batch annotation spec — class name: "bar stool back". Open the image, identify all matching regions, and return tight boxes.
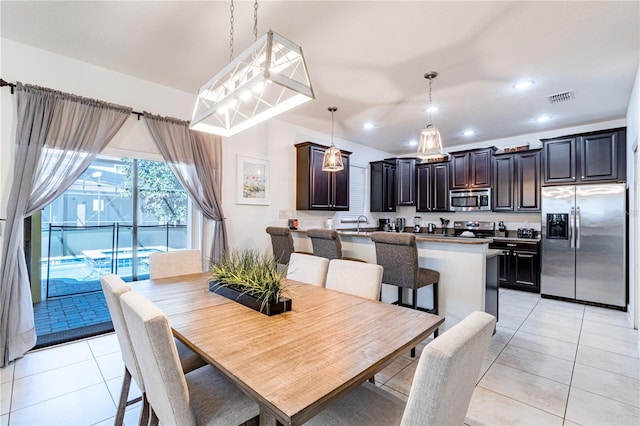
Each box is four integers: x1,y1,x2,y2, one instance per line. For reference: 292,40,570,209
306,228,343,260
266,226,295,264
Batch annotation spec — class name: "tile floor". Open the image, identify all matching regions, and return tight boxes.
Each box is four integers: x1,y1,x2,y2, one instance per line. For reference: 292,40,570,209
1,289,638,425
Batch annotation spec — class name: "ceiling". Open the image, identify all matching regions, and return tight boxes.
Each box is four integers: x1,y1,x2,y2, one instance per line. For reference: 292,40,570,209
1,1,638,155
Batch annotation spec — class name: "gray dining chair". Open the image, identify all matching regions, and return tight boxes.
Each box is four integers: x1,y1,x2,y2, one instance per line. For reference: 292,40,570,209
100,274,206,426
305,311,496,426
148,249,202,279
286,253,330,287
120,290,260,426
325,259,383,301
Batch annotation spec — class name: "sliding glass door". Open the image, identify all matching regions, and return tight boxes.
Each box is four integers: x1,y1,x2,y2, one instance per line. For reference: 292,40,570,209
40,155,188,298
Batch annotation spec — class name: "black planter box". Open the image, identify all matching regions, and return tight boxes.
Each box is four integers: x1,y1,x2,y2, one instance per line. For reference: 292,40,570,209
209,281,292,316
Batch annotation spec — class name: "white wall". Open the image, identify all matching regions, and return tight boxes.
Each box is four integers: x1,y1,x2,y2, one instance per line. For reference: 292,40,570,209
625,62,639,328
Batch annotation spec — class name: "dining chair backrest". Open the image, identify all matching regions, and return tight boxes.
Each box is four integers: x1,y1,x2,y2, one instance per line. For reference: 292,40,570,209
266,226,295,264
120,290,197,426
100,274,144,391
286,253,330,287
148,249,202,279
370,231,419,289
401,311,496,425
306,228,343,260
325,259,383,300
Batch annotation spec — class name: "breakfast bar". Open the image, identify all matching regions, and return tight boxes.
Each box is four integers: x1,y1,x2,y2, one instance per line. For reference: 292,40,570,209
293,230,498,331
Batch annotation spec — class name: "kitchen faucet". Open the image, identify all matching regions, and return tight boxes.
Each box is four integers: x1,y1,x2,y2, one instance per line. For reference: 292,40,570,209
357,215,368,233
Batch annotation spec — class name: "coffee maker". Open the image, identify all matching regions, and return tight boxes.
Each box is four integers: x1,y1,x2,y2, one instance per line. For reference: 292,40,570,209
395,217,406,233
378,218,391,231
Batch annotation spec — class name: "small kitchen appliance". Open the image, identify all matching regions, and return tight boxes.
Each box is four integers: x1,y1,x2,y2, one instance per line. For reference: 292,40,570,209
287,219,298,230
517,228,536,239
439,218,450,234
395,217,406,232
427,223,436,234
378,218,391,231
412,216,421,233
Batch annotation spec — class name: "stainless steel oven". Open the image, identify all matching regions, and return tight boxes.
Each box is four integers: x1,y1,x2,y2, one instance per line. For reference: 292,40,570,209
449,188,491,211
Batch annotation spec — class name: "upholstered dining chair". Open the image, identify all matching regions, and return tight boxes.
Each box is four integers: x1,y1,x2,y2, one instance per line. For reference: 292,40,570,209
148,249,202,279
304,311,496,426
370,231,441,355
100,274,206,426
286,253,330,287
120,290,260,426
266,226,296,264
325,259,383,301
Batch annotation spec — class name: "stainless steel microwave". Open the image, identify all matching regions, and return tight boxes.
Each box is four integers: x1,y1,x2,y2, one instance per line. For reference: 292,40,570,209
449,188,491,212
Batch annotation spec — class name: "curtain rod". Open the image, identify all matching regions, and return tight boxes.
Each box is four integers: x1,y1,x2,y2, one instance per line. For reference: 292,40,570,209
1,78,147,120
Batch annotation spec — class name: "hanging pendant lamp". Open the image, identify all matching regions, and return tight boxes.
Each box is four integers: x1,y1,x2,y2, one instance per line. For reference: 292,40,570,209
417,72,445,160
322,106,344,172
189,0,314,137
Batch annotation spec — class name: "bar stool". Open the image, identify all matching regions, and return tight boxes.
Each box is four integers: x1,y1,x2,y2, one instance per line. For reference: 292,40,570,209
307,228,365,262
370,232,440,356
266,226,295,264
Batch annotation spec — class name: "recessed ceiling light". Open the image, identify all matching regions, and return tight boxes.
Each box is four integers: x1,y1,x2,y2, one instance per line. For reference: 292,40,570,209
463,129,475,137
426,105,439,113
534,115,551,123
363,122,375,130
408,139,418,147
513,80,534,90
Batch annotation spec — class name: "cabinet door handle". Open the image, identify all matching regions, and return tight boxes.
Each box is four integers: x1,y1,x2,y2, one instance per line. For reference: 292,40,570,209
506,243,517,247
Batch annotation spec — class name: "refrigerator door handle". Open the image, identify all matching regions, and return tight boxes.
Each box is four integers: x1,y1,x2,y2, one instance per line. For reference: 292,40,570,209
576,206,581,249
570,207,575,249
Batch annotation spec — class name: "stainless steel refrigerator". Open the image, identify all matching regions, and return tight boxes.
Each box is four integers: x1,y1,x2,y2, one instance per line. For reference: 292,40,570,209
541,183,627,309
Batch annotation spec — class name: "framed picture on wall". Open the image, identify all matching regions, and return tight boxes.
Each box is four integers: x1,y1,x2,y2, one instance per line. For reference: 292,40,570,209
237,155,270,205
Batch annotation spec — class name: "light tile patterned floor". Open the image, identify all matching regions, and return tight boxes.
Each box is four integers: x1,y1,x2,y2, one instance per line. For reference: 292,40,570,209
1,289,638,425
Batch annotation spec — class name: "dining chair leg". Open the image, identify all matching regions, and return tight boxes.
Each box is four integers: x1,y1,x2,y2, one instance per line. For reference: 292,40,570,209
368,376,376,385
115,367,132,426
148,407,159,426
410,288,419,357
138,394,150,426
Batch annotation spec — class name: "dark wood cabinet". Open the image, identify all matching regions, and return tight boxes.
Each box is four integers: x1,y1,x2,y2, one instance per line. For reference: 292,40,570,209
489,240,540,293
370,160,396,212
542,128,626,185
396,158,416,206
450,148,494,189
416,161,450,212
295,142,351,211
493,150,541,212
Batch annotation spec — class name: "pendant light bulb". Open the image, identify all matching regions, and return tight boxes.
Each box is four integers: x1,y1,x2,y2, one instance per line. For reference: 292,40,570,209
417,72,445,160
322,106,344,172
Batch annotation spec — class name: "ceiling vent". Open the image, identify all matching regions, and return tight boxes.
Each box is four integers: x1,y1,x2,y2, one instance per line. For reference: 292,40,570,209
547,91,575,104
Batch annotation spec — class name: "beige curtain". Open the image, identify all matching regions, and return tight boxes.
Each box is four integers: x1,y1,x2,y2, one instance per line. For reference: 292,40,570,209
142,113,228,262
0,83,131,366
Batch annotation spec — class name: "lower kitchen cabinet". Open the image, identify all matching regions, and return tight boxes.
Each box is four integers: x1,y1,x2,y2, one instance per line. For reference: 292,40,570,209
489,240,540,293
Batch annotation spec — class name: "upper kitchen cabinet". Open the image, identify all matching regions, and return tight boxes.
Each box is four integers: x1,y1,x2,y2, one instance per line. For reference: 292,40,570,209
541,128,626,185
416,161,450,212
370,160,396,212
449,147,496,189
295,142,351,211
493,150,541,212
396,158,416,206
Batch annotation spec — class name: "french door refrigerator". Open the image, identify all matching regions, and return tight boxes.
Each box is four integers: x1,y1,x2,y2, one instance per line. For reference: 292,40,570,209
541,183,627,309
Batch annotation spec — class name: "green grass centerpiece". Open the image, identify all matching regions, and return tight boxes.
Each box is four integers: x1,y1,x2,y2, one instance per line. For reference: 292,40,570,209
208,249,292,316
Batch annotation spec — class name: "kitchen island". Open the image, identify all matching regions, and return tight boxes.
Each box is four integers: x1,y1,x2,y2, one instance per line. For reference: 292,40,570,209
292,230,498,331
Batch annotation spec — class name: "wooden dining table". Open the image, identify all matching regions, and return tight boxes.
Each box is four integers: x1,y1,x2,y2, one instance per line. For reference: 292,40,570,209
135,273,444,426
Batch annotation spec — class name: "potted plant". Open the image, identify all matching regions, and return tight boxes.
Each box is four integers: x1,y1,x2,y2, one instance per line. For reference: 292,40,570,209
208,249,292,316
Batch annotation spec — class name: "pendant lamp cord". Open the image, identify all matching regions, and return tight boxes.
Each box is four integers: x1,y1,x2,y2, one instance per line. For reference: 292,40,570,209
427,76,433,127
253,0,259,41
229,0,235,60
331,108,335,147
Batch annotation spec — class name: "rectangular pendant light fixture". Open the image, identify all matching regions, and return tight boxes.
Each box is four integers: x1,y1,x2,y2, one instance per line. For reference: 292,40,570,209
189,30,314,137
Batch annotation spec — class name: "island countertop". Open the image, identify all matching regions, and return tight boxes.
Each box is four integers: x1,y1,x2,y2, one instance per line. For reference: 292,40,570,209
292,228,492,245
